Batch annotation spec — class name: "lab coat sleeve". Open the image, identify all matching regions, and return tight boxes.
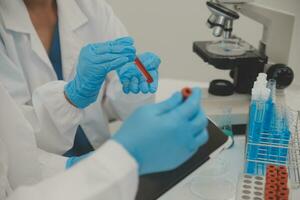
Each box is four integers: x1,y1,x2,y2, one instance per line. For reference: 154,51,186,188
100,1,155,120
0,42,81,154
0,82,68,189
7,140,139,200
31,81,82,154
37,148,67,179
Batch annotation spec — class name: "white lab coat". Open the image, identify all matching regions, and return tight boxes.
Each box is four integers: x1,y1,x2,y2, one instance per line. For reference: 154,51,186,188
0,0,153,154
0,83,139,200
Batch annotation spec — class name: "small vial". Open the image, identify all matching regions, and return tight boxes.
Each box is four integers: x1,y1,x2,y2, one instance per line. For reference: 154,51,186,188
182,87,192,100
220,107,234,148
220,107,233,137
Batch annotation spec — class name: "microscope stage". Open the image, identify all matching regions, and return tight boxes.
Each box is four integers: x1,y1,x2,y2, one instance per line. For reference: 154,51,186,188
193,41,267,70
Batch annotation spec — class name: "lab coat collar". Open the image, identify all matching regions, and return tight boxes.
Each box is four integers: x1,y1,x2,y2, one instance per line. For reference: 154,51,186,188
56,0,88,31
0,0,88,33
0,0,54,73
56,0,88,80
0,0,33,34
0,0,88,80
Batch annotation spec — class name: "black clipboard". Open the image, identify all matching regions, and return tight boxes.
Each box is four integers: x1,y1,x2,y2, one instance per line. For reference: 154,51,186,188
136,120,229,200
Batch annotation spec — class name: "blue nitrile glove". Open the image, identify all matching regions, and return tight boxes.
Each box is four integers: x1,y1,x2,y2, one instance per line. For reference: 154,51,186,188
117,52,160,94
65,152,93,169
65,37,136,109
113,88,209,175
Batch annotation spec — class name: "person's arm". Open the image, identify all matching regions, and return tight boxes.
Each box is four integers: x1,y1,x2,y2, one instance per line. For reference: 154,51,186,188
0,37,82,154
0,82,70,184
0,33,135,154
36,148,68,179
6,88,208,200
7,141,138,200
30,81,83,154
0,73,138,200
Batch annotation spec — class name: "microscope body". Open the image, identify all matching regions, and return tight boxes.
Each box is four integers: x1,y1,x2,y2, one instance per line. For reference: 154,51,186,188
194,0,295,95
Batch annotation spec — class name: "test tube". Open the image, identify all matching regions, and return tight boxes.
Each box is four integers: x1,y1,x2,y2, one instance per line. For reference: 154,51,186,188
135,58,153,83
288,110,300,188
220,107,234,148
264,79,276,133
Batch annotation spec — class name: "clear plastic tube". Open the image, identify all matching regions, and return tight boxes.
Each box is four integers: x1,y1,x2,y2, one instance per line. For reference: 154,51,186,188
246,75,294,176
267,79,277,103
246,74,271,175
220,108,233,135
288,110,300,188
263,80,277,134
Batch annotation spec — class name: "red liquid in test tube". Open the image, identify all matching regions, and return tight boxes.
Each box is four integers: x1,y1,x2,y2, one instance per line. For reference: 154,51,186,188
135,58,153,83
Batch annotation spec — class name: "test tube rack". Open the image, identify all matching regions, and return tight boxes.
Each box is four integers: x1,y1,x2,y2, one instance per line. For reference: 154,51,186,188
264,165,289,200
287,109,300,188
236,174,266,200
245,104,290,176
236,165,290,200
245,106,300,189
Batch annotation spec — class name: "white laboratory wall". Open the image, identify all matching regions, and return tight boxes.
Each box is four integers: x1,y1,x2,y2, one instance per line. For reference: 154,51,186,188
107,0,300,85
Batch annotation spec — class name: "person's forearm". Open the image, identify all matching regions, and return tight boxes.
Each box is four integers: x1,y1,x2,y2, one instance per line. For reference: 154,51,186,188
37,148,67,179
8,141,139,200
32,81,82,154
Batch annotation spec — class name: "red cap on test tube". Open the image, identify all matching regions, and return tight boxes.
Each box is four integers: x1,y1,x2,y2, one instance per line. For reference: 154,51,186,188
182,87,192,100
264,165,290,200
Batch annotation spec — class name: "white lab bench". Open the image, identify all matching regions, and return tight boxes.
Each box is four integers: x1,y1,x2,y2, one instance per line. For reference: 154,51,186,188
109,78,300,200
156,79,251,125
156,79,300,125
157,136,300,200
155,79,300,200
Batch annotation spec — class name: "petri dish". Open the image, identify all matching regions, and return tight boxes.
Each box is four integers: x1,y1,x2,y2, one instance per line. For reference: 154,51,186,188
206,39,251,56
196,157,228,177
190,176,235,200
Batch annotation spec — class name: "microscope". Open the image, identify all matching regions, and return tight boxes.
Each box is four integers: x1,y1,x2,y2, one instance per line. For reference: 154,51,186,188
193,0,295,95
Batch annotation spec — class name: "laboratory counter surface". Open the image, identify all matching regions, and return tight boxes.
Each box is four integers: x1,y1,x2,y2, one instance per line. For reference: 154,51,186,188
110,79,300,133
156,79,300,126
154,79,300,200
156,79,250,125
157,136,300,200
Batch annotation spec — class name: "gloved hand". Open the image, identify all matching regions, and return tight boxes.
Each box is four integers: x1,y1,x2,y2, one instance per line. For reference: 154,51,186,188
117,52,160,94
113,88,209,175
65,152,93,169
65,37,136,109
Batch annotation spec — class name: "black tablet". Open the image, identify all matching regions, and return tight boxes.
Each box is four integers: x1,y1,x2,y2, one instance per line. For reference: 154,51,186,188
136,120,230,200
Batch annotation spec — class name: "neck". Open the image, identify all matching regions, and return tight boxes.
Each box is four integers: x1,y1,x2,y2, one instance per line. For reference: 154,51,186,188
23,0,55,10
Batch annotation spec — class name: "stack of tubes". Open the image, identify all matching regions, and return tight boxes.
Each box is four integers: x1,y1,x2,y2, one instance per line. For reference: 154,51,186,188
247,73,271,174
264,165,289,200
246,73,290,175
